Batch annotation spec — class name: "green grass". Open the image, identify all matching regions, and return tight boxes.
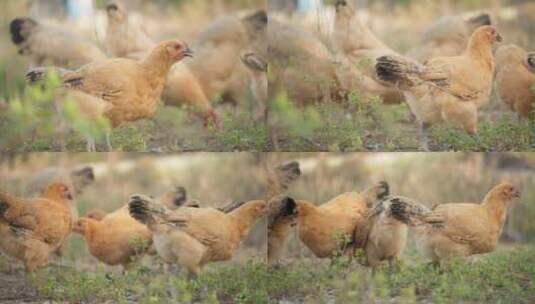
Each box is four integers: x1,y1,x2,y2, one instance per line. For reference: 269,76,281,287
268,90,534,152
2,246,532,303
269,246,535,303
1,75,532,152
431,114,534,152
0,73,270,152
270,92,418,152
25,260,269,304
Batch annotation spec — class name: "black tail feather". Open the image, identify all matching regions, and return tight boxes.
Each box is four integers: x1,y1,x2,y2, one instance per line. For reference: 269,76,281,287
279,197,297,217
26,68,49,84
376,56,405,83
276,161,301,192
10,18,37,45
388,196,435,226
128,195,154,225
218,201,245,213
106,3,119,12
171,186,187,207
389,197,412,223
335,0,348,10
243,10,267,35
467,13,492,28
377,181,390,200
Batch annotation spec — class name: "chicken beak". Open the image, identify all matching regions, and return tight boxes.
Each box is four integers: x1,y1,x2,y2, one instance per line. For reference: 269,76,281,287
183,47,193,58
513,189,521,199
495,33,503,43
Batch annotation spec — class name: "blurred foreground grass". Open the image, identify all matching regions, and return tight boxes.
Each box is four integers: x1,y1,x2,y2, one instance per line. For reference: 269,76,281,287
1,245,533,303
269,245,535,304
0,72,269,152
270,93,534,152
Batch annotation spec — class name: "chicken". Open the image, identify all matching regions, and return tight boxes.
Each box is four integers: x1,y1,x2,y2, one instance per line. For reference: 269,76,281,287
158,186,188,210
495,45,535,119
269,19,342,105
102,1,216,126
26,40,193,151
356,196,410,267
189,10,267,105
84,209,107,221
73,207,152,270
333,0,404,104
158,186,249,212
276,181,389,259
165,10,267,125
104,2,155,59
26,166,94,256
129,195,267,277
72,186,193,268
162,64,217,126
407,12,493,63
267,161,301,265
0,183,74,272
10,17,106,68
376,26,502,150
27,166,94,198
390,183,521,262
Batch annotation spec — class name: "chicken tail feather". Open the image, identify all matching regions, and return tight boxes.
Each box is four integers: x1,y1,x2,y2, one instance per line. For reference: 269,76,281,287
128,194,167,225
389,196,437,226
376,55,422,87
10,18,37,46
276,161,301,193
218,201,246,213
466,13,492,30
26,67,72,85
163,186,187,208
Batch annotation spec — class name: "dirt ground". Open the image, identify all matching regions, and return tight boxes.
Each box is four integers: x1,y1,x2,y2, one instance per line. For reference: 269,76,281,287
0,263,47,304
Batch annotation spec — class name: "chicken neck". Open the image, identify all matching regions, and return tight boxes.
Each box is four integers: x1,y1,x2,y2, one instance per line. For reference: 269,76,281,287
465,36,494,71
141,53,175,82
229,204,263,240
482,193,508,230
